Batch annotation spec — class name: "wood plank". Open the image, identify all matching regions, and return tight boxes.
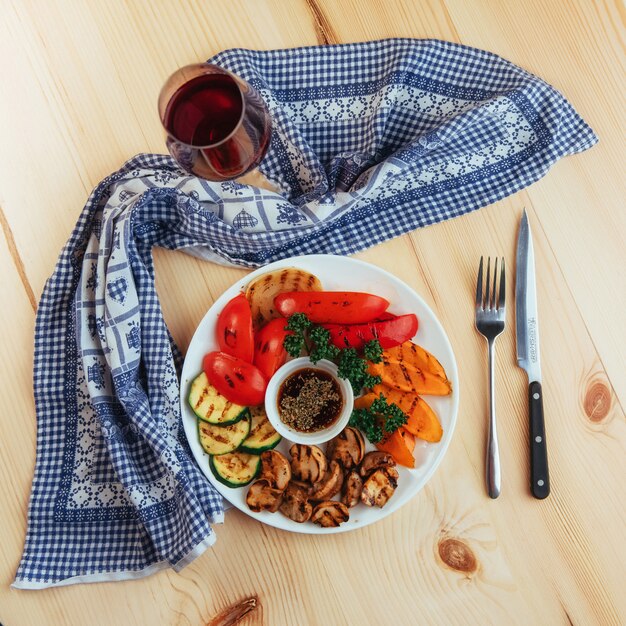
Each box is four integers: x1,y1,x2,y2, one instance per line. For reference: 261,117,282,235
440,0,626,399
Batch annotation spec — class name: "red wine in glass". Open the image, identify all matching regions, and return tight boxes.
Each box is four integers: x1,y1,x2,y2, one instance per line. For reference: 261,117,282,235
158,64,271,180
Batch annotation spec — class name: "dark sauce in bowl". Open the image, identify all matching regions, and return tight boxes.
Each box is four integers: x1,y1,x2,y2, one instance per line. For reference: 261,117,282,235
277,368,343,433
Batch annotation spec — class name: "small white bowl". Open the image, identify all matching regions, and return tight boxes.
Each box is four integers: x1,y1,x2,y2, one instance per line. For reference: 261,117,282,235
264,357,354,445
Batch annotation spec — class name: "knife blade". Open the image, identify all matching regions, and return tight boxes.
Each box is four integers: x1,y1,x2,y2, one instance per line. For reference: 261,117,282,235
516,209,550,499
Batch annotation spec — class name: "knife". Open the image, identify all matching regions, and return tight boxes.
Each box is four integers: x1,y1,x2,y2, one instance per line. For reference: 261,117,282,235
516,209,550,499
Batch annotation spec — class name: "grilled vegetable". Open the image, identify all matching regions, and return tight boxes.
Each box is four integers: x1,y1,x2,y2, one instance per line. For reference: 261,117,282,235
259,450,291,491
358,451,396,477
326,427,365,469
210,452,261,488
349,393,407,444
246,479,283,512
399,428,416,454
324,314,418,351
376,429,415,468
197,415,250,456
203,352,267,406
275,291,390,325
383,341,448,380
279,481,313,523
310,461,343,501
361,388,443,443
238,406,282,454
368,358,452,396
361,466,399,508
289,479,313,495
216,293,254,363
341,470,363,508
289,443,327,484
246,268,322,328
311,501,350,527
188,372,249,425
253,318,291,380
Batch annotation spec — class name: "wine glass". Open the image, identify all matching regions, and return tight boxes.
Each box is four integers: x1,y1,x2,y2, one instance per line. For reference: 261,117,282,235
158,64,272,181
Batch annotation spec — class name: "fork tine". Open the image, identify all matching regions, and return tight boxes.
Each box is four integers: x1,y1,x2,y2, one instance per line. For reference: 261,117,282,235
485,257,491,309
492,257,498,309
499,257,506,310
476,256,484,309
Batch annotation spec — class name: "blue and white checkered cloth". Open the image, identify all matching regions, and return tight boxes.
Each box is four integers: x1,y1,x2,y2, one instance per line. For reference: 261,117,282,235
14,39,596,587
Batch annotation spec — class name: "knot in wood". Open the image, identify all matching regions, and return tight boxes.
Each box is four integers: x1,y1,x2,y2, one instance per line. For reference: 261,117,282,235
583,381,611,422
438,538,478,574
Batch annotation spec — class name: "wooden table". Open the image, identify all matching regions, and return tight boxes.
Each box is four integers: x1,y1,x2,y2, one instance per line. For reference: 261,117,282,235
1,1,624,624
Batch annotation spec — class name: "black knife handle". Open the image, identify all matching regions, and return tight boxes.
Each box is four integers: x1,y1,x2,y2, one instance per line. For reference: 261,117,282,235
529,381,550,499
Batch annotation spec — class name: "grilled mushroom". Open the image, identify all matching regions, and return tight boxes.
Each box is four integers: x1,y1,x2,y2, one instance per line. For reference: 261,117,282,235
289,479,313,496
279,481,313,523
358,451,396,478
310,460,343,501
289,444,327,483
259,450,291,491
311,501,350,527
360,467,399,508
341,470,363,508
246,479,283,513
327,427,365,469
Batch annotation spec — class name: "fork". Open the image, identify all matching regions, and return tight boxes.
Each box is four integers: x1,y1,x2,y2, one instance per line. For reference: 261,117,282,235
475,257,506,499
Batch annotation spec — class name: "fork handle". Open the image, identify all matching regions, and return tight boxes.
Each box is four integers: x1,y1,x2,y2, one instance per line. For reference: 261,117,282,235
529,381,550,499
486,340,501,499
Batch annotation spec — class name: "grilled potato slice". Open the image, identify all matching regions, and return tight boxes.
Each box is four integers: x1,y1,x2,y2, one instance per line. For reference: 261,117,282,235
246,479,283,513
279,481,313,523
310,461,343,501
289,443,327,484
326,427,365,469
311,501,350,527
359,451,396,478
246,268,322,328
361,466,399,508
341,470,363,508
259,450,291,491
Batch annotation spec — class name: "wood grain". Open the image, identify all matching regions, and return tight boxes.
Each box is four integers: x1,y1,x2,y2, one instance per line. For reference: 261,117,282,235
0,0,624,625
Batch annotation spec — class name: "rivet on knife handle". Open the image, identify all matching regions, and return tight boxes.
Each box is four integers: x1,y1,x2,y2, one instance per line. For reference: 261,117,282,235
529,381,549,499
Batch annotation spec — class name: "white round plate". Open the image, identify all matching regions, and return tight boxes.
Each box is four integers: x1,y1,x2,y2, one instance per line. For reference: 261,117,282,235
181,254,459,534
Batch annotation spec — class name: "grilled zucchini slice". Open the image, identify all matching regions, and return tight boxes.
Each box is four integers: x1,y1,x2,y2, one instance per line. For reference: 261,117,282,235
188,372,248,424
198,416,250,456
239,406,282,454
210,452,261,488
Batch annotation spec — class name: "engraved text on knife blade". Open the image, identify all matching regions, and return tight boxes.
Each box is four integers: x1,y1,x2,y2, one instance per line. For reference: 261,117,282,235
528,317,538,363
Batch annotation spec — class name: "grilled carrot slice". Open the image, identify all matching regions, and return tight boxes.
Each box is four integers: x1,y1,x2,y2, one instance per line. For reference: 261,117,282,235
383,341,448,380
376,429,415,468
368,360,452,396
359,387,443,442
399,428,416,454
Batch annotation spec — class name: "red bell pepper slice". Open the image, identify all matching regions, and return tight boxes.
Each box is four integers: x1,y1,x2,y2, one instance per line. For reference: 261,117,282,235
325,314,418,350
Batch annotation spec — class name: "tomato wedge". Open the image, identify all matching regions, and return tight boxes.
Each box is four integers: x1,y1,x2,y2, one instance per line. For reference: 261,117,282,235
216,294,254,363
203,351,266,406
324,314,418,350
254,318,292,381
274,291,389,324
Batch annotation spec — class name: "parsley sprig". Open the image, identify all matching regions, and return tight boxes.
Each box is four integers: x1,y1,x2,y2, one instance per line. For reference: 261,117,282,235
283,312,311,356
349,394,408,443
309,325,340,364
337,347,381,393
282,313,408,443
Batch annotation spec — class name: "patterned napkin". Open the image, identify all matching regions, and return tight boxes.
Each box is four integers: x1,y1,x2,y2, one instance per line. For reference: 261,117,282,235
14,38,595,588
